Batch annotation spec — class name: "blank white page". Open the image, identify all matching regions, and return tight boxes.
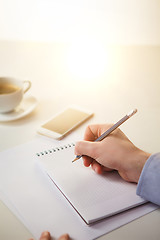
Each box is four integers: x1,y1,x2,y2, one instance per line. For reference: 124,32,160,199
37,143,146,224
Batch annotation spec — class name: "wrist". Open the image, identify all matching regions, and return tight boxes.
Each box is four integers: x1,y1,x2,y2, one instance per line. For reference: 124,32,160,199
134,149,151,183
120,148,151,183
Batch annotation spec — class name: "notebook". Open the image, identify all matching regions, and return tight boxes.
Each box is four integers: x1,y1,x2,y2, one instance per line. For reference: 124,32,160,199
36,142,146,225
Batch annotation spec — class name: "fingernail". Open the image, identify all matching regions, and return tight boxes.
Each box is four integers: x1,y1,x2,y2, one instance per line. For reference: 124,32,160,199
41,231,50,237
59,233,70,240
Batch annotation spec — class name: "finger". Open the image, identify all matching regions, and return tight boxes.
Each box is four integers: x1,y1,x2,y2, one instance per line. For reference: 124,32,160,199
84,125,99,141
91,161,103,174
75,141,99,160
39,231,51,240
103,166,113,172
91,161,113,174
58,233,70,240
84,124,113,141
82,155,93,167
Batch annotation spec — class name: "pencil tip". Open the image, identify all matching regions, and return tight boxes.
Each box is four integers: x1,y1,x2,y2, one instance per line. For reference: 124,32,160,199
72,157,78,163
72,156,82,163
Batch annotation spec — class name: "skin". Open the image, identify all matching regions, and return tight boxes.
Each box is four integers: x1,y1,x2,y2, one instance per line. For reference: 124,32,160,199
30,124,151,240
29,231,70,240
75,124,151,183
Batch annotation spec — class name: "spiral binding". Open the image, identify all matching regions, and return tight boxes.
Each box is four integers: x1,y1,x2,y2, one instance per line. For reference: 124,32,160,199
36,143,75,157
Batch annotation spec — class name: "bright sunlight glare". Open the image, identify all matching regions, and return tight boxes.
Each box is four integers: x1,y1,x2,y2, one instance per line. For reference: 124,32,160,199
67,40,107,80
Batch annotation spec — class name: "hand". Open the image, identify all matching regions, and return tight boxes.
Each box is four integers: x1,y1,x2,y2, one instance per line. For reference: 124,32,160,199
29,231,70,240
75,124,151,183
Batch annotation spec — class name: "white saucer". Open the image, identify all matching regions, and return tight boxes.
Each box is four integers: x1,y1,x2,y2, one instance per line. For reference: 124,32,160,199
0,95,38,122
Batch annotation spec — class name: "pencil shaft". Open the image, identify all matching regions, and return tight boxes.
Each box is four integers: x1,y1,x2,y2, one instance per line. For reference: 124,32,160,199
95,115,129,142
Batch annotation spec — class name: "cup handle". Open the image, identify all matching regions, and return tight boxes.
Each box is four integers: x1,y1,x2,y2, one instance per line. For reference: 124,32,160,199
23,80,31,93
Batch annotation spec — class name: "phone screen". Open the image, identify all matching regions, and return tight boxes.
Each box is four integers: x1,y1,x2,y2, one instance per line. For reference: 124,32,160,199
42,108,91,135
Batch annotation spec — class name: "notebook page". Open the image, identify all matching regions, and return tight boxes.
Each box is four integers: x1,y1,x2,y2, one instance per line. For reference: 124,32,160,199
0,138,157,240
37,144,146,224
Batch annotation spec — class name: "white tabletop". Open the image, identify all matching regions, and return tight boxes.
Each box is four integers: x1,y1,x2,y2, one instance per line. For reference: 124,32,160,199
0,41,160,239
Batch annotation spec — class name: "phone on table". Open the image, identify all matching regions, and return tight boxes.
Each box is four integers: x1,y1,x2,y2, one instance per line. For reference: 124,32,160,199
37,106,93,140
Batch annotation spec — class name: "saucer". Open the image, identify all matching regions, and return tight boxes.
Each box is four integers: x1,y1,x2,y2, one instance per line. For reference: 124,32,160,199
0,95,38,122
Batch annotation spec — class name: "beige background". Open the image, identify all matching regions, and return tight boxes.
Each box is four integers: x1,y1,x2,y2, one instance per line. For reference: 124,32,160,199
0,0,160,44
0,1,160,239
0,41,160,240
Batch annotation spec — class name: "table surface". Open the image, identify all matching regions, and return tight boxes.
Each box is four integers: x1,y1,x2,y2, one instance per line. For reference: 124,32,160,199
0,41,160,240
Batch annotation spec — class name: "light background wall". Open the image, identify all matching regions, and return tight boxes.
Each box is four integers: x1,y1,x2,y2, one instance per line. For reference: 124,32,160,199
0,0,160,44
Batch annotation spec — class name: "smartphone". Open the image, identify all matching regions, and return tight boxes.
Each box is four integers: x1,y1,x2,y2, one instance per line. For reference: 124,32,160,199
38,106,93,140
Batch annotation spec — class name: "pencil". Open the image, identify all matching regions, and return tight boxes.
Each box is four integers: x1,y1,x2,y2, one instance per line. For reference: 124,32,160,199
72,109,137,163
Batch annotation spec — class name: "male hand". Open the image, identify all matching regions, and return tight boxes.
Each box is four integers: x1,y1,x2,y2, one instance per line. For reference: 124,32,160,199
75,124,150,183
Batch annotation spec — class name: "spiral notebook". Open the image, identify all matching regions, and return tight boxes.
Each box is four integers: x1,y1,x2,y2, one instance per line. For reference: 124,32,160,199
37,143,146,225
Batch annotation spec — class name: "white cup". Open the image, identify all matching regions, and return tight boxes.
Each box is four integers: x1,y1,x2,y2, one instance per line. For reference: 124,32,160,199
0,77,31,113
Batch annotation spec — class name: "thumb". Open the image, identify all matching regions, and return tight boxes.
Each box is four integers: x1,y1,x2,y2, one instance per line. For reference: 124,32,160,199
75,140,99,160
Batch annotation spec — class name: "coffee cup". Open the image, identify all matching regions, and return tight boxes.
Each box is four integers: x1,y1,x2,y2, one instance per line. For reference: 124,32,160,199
0,77,31,113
